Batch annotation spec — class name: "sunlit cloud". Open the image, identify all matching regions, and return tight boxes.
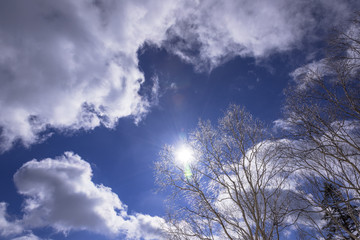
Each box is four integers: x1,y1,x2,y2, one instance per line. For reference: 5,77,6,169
0,0,357,151
0,152,164,240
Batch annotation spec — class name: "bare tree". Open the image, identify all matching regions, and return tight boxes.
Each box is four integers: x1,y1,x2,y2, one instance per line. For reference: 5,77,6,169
156,105,300,240
283,13,360,239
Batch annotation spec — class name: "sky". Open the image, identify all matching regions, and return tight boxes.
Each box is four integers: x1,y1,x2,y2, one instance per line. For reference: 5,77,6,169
0,1,359,239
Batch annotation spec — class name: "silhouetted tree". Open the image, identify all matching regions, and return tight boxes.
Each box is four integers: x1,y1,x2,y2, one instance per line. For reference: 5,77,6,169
321,183,360,240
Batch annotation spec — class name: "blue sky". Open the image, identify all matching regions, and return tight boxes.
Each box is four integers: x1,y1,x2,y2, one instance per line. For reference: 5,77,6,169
0,1,359,239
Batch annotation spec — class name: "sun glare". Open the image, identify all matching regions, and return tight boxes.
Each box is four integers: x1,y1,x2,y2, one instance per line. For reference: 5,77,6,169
174,144,194,166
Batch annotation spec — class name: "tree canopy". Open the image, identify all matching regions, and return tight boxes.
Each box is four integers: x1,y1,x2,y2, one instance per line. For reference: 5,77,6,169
156,13,360,240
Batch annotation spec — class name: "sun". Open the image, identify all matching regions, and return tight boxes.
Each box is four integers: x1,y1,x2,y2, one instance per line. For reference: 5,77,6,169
174,144,194,167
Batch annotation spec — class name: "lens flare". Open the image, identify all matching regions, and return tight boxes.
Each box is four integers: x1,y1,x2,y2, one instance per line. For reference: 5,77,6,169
174,144,194,166
174,143,195,179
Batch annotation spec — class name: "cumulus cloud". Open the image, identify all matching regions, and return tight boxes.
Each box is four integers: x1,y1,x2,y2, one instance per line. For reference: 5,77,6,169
0,0,358,151
122,214,166,240
0,0,179,151
0,152,164,239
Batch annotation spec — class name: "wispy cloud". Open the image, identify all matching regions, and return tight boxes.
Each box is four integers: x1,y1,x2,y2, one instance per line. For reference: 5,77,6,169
11,232,44,240
163,0,357,71
0,203,23,236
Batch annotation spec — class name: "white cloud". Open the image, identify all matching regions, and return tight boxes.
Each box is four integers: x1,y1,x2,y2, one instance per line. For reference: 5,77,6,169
163,0,358,71
124,214,166,240
0,203,45,240
5,152,164,239
0,0,179,151
0,202,23,236
273,118,296,132
0,0,358,151
150,75,161,106
11,232,44,240
289,59,329,91
290,16,360,92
